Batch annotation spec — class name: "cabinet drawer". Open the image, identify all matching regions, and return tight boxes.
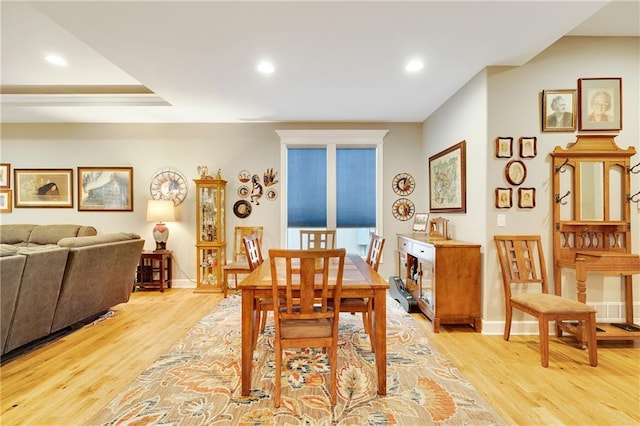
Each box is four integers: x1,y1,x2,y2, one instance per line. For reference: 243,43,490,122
411,242,433,261
398,237,411,252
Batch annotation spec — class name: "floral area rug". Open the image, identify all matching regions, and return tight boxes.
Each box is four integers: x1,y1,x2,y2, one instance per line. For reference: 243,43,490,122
92,294,504,425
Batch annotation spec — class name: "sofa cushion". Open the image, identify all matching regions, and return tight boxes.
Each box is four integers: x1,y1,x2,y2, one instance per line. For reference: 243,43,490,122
57,233,140,248
16,245,62,254
0,244,19,257
28,225,97,246
0,224,36,245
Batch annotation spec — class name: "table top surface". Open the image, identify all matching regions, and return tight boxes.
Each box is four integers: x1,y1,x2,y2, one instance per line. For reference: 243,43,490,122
238,253,389,290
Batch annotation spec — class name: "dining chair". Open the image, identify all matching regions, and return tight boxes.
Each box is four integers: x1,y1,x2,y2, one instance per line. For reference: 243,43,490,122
299,229,336,249
339,234,385,352
240,234,269,347
222,226,263,297
494,235,597,367
268,248,346,407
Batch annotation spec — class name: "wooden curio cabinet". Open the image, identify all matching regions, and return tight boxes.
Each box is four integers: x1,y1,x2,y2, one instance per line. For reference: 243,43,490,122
194,178,227,293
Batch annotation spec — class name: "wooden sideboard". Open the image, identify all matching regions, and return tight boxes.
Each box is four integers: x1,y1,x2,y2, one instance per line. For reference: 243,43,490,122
397,234,481,332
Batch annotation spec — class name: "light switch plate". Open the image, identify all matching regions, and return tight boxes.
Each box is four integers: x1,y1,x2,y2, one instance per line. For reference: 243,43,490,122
497,214,506,227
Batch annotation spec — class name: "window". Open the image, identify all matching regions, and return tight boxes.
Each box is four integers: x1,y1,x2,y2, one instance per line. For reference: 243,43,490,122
276,129,387,254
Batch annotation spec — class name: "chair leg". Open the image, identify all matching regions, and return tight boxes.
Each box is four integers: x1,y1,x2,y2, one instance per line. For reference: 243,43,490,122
274,347,282,407
252,300,261,348
259,306,268,332
222,271,229,298
586,313,598,367
538,316,550,368
504,306,513,341
329,344,337,405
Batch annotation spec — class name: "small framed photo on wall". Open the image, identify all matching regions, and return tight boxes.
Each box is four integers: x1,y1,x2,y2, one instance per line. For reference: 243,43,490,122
542,89,576,132
0,189,12,213
495,187,512,209
518,187,536,208
495,137,513,158
0,163,10,188
519,137,537,158
578,77,622,131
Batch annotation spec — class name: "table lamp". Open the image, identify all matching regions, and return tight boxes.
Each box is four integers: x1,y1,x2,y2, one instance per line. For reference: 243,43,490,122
146,199,175,251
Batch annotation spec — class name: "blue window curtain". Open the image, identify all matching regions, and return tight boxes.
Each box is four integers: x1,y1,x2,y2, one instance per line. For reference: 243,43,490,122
337,148,376,227
287,148,327,227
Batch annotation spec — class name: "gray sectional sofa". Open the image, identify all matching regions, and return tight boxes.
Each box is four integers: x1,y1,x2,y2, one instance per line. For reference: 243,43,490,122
0,224,144,356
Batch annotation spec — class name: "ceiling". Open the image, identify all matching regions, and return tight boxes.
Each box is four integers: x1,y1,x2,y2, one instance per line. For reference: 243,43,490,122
1,1,639,124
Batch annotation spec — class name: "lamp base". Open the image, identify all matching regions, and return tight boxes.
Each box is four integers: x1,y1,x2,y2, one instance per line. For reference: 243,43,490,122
152,222,169,252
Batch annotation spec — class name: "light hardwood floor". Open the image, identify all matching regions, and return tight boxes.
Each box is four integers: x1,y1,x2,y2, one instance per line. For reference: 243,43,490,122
1,289,638,425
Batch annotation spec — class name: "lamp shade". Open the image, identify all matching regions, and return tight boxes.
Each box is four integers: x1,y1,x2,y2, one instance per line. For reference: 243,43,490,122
147,200,175,251
146,200,175,222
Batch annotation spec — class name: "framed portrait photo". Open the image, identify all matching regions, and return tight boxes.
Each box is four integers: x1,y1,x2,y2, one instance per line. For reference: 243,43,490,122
519,137,537,158
495,187,512,209
0,189,12,213
518,187,536,209
78,167,133,211
578,77,622,131
542,89,576,132
429,140,466,213
495,137,513,159
14,169,74,208
0,163,10,188
505,160,527,186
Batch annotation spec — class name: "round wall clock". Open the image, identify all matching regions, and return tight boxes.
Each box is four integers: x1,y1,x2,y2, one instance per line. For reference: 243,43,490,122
392,198,415,221
392,173,415,196
150,168,188,206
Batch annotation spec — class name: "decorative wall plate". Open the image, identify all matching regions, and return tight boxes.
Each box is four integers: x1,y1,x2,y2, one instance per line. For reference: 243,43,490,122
238,170,251,183
392,172,415,196
392,198,415,221
233,199,252,218
237,185,249,198
150,167,188,206
266,188,278,201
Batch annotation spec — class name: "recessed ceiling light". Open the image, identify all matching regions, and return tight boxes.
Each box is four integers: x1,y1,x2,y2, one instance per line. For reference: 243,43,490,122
257,61,275,74
45,54,67,66
405,59,424,73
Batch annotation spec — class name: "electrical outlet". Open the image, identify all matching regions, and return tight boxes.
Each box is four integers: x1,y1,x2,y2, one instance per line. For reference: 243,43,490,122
497,214,506,227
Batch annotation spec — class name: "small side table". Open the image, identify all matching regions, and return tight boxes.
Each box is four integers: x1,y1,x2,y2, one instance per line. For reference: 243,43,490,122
135,250,173,292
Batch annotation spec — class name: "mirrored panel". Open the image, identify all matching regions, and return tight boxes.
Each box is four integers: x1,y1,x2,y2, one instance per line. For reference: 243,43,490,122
580,161,603,221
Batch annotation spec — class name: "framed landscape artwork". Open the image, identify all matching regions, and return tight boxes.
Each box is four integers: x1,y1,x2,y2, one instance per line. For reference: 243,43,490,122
578,77,622,131
14,169,74,208
429,140,466,213
78,167,133,211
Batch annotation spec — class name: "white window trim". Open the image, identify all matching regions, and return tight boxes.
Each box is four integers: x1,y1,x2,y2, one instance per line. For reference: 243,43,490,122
275,129,388,247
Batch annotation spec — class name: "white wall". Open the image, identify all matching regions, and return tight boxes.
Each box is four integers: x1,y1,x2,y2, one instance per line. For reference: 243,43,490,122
0,122,423,285
424,36,640,333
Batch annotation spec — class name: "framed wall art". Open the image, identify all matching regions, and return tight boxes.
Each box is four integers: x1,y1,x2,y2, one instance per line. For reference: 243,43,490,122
0,189,12,213
519,137,537,158
541,89,576,132
495,137,513,158
78,167,133,211
14,169,73,208
495,188,512,209
578,77,622,131
518,187,536,209
429,140,466,213
412,212,429,233
505,160,527,186
0,163,10,188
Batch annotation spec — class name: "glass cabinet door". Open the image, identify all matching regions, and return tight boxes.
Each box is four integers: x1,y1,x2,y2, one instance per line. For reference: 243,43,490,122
198,185,218,243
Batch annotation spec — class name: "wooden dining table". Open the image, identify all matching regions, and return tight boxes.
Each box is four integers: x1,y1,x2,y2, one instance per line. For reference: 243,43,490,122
238,253,389,397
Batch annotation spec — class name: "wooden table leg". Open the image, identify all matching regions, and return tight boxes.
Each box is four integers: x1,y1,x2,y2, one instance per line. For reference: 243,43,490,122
624,275,634,324
373,288,386,395
241,289,255,396
574,257,587,348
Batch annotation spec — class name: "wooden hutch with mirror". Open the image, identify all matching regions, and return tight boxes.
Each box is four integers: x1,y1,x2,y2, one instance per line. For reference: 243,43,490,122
551,135,640,342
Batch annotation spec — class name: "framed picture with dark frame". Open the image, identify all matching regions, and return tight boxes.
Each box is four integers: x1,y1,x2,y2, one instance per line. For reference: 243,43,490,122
518,187,536,209
429,140,467,213
0,163,10,188
519,137,537,158
0,189,12,213
14,169,74,208
541,89,576,132
78,167,134,211
495,187,512,209
505,160,527,186
578,77,622,131
412,212,429,233
495,137,513,158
